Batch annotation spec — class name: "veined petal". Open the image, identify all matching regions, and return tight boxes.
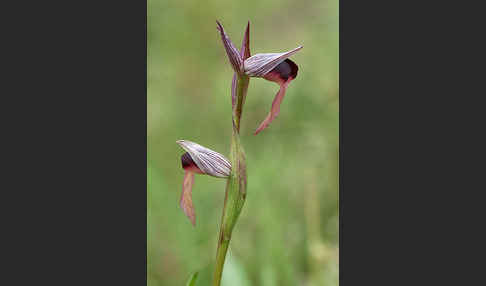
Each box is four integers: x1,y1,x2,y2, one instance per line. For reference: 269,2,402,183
240,21,250,60
216,21,243,74
244,46,302,77
231,21,251,124
180,170,196,226
176,140,231,178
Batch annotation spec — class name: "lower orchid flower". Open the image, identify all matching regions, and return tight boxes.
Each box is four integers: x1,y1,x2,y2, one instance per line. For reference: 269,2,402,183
176,140,231,226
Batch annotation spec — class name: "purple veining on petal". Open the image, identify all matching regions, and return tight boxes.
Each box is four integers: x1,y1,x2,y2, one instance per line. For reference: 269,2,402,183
216,20,243,74
176,140,231,178
231,21,251,124
244,46,302,78
240,21,250,60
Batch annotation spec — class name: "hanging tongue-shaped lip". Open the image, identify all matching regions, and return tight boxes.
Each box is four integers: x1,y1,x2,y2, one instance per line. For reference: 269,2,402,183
255,59,298,135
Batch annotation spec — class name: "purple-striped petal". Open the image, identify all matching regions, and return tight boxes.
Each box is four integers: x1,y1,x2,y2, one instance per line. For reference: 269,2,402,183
176,140,231,178
216,21,243,74
244,46,302,78
240,21,251,60
231,21,251,119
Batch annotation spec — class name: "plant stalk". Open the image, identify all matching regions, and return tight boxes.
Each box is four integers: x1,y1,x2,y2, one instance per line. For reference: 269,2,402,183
212,74,249,286
234,75,249,132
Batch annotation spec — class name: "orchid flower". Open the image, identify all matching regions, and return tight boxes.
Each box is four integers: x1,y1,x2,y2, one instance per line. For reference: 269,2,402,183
176,140,231,226
245,47,302,134
216,21,302,134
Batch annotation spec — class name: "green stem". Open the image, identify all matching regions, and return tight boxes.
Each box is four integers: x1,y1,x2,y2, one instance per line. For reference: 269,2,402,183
233,75,249,132
213,238,229,286
213,74,249,286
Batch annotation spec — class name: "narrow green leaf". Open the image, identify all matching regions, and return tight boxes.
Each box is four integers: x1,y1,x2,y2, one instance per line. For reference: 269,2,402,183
186,271,199,286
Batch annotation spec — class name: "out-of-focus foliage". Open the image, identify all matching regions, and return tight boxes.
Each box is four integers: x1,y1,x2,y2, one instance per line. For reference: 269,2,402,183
148,0,338,285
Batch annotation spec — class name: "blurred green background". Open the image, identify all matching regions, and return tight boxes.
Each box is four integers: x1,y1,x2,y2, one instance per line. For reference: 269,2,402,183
148,0,338,285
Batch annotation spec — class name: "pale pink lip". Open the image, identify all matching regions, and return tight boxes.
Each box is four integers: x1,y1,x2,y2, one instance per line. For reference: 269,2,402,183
255,59,298,135
180,170,196,226
254,79,291,135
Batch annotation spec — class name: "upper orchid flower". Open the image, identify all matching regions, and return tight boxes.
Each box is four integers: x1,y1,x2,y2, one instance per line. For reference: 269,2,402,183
176,140,231,226
244,47,302,134
216,20,302,134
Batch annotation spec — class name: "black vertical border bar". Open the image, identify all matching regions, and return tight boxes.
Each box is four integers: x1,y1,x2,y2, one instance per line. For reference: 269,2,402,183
340,0,403,284
337,0,479,284
0,1,148,284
